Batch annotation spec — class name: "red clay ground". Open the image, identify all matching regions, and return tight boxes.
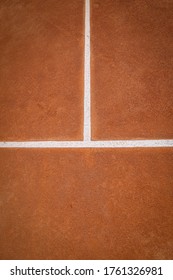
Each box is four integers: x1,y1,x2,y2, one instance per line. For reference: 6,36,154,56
0,0,173,262
91,0,173,140
0,0,84,140
0,148,173,260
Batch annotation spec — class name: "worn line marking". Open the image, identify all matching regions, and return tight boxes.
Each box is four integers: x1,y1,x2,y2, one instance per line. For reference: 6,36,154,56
84,0,91,141
0,140,173,148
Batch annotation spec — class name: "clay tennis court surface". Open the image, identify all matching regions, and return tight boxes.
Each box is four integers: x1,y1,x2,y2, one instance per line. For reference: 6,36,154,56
0,0,173,260
0,148,173,260
0,0,84,140
91,0,173,140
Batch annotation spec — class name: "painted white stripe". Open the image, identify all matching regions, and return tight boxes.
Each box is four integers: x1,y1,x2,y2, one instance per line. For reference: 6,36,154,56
84,0,91,141
1,1,172,149
0,140,173,148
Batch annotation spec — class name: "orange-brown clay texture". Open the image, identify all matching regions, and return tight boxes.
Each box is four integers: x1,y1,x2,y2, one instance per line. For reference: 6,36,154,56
91,0,173,140
0,0,84,140
0,148,173,260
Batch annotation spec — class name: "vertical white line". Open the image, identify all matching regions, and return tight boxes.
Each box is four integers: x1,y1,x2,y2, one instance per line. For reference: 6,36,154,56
84,0,91,141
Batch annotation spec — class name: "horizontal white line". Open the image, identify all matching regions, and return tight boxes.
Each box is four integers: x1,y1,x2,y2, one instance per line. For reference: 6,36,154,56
0,140,173,148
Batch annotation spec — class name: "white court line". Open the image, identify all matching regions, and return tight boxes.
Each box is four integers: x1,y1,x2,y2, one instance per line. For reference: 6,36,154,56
0,140,173,148
84,0,91,141
0,0,172,149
